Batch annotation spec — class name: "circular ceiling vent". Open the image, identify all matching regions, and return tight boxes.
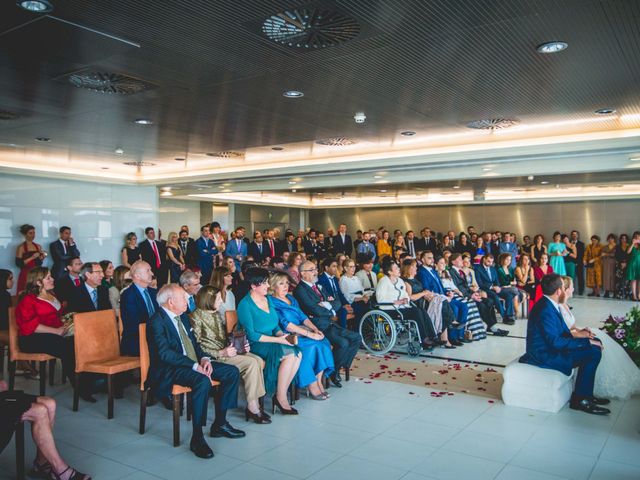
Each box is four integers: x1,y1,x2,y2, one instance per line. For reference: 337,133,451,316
466,118,520,130
262,8,360,49
123,161,155,167
65,69,156,95
206,151,244,158
315,137,358,146
0,109,20,120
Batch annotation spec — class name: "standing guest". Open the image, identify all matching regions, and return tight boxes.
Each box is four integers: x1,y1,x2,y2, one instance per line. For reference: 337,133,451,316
376,230,392,258
226,227,248,270
333,223,353,257
237,268,301,413
166,232,186,283
15,268,95,402
263,229,278,263
109,266,130,312
456,233,475,256
529,234,547,265
626,231,640,301
139,227,168,287
210,222,226,266
416,227,437,254
447,230,457,250
520,235,533,257
353,230,364,250
280,231,296,255
120,232,141,268
67,263,111,313
562,234,577,286
100,260,115,288
515,254,536,306
249,231,268,264
600,234,617,298
271,273,333,400
548,231,568,275
189,286,269,424
286,252,303,286
533,253,554,304
315,233,328,262
496,254,523,319
615,234,631,300
475,254,517,325
178,229,197,269
571,230,586,295
210,266,236,320
49,226,80,280
147,284,244,459
498,233,518,269
339,258,370,320
405,230,418,258
317,257,353,329
119,261,158,356
438,235,454,256
195,225,217,284
323,228,335,257
393,235,408,257
584,235,603,297
356,254,378,297
15,224,46,294
356,232,377,261
302,229,322,260
54,257,83,305
0,269,13,331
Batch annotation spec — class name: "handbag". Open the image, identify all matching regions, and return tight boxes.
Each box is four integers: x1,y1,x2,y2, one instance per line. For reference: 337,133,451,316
230,330,247,354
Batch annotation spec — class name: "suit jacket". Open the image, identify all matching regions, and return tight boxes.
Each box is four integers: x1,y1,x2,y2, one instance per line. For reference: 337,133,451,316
572,240,585,266
54,274,81,304
226,238,248,269
332,234,352,257
449,267,472,297
474,264,500,292
317,273,347,307
194,236,217,274
324,236,335,256
293,281,339,332
146,308,206,400
499,242,519,267
303,239,322,258
416,265,445,295
415,236,437,255
49,239,80,279
248,241,267,262
355,269,378,295
405,237,419,257
178,238,197,268
67,282,111,313
520,296,590,375
490,241,501,258
139,239,167,274
120,285,158,356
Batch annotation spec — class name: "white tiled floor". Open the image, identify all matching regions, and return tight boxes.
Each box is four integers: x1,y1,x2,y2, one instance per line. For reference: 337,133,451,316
1,298,639,479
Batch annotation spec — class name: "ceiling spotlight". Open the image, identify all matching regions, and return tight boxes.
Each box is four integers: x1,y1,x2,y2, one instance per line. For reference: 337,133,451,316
374,175,383,179
453,185,460,189
101,167,109,170
353,112,366,124
271,146,284,151
291,189,297,193
482,167,492,172
133,118,153,125
536,41,568,53
379,189,387,193
400,131,416,136
17,1,53,13
160,191,173,197
283,90,304,98
594,108,616,115
35,137,50,142
630,157,640,162
288,181,297,185
114,147,124,155
175,157,185,161
527,175,534,181
540,181,550,185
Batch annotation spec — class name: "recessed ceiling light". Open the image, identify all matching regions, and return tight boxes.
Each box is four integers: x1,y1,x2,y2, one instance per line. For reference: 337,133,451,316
175,157,185,161
288,181,297,185
291,189,297,193
283,90,304,98
133,118,153,125
540,181,550,185
160,191,173,197
379,189,387,193
271,146,284,151
629,157,640,162
353,112,366,124
400,131,416,136
594,108,616,115
17,0,53,13
536,41,568,54
114,147,124,155
35,137,50,142
453,185,460,189
482,167,492,172
374,175,383,179
317,192,323,196
527,175,534,181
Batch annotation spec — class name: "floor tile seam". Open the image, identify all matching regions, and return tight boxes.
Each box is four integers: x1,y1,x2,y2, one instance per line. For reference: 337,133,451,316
57,435,144,460
303,450,411,479
251,449,353,480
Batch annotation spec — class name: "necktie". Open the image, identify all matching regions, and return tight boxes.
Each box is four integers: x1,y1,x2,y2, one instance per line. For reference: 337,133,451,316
269,240,275,257
91,289,98,309
188,296,196,312
367,272,374,289
459,269,465,279
409,241,414,256
73,277,80,287
62,240,67,255
311,284,322,299
180,241,187,255
237,239,241,251
176,317,198,362
150,241,161,268
143,289,155,316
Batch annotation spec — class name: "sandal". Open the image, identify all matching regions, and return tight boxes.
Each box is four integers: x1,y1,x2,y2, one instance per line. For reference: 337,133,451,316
49,466,91,480
30,459,52,478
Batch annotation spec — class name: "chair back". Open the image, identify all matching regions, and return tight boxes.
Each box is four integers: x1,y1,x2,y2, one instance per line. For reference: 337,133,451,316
8,307,19,361
73,309,120,373
225,310,238,334
139,324,149,390
116,308,123,340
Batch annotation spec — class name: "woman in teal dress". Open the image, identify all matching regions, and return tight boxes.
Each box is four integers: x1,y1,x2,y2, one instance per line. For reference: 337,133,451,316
269,272,334,400
626,231,640,301
548,231,567,275
237,268,301,414
561,234,577,286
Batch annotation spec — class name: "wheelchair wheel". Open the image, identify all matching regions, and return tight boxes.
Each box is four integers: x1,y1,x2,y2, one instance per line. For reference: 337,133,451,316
359,309,396,355
407,340,421,357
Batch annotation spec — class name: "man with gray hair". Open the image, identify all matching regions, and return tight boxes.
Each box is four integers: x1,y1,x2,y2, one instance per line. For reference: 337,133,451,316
120,261,158,356
179,270,201,313
67,262,111,313
147,284,244,459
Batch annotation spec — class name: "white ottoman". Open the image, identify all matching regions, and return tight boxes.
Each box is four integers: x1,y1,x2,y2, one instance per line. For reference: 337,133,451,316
501,360,575,413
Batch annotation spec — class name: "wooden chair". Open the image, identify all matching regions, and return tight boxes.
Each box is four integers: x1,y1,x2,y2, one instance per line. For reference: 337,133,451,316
7,307,55,396
138,324,219,447
72,310,140,418
224,310,238,334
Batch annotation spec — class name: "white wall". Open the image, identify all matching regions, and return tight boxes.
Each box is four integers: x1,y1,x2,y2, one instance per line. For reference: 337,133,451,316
0,173,158,293
158,198,202,239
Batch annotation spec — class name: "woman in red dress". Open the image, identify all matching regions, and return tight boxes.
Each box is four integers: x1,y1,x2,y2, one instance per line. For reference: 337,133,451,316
15,224,46,294
532,252,554,304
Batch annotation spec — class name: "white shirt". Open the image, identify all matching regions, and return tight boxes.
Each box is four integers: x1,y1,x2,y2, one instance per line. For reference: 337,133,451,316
161,306,203,371
375,276,410,310
544,295,561,313
339,275,365,304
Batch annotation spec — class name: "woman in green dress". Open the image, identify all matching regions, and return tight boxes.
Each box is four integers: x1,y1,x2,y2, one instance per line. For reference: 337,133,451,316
548,231,567,275
626,231,640,301
237,268,301,414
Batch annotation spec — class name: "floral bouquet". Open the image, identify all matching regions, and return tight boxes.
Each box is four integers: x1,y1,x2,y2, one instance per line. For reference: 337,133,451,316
61,312,75,337
602,306,640,367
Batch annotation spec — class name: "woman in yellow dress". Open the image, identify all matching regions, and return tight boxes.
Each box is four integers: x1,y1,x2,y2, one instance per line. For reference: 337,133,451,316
583,235,603,297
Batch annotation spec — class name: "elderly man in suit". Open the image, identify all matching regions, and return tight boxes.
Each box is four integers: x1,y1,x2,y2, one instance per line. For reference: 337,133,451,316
147,284,244,459
294,260,360,388
119,261,158,356
49,226,80,279
520,274,609,415
67,262,111,313
474,254,517,325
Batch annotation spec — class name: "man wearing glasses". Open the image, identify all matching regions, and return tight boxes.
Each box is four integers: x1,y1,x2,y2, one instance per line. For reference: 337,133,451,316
67,262,111,313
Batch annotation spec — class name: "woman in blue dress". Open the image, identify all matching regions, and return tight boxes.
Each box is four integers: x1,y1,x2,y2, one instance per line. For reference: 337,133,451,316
269,271,334,400
548,231,568,275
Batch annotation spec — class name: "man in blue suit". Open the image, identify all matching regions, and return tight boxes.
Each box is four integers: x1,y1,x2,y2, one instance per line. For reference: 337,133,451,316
317,257,352,328
474,254,517,325
226,227,248,270
499,233,519,269
520,274,609,415
119,260,158,356
195,224,217,284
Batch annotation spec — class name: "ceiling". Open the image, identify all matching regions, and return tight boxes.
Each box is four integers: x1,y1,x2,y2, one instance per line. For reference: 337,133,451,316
1,0,640,202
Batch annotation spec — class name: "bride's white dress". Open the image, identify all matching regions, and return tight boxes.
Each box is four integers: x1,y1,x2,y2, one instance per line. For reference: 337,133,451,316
560,303,640,399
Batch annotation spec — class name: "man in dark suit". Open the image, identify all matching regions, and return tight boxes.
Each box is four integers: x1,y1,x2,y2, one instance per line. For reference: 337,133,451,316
449,253,508,336
263,229,278,261
294,261,361,388
139,227,168,287
405,230,418,258
415,227,437,255
315,233,328,262
278,231,296,256
571,230,586,295
520,274,609,415
303,229,322,260
194,224,217,284
324,228,336,256
474,254,517,325
332,223,353,257
49,226,80,279
147,284,244,459
178,229,197,269
248,230,268,265
119,261,158,356
54,256,83,305
317,257,351,328
67,262,111,313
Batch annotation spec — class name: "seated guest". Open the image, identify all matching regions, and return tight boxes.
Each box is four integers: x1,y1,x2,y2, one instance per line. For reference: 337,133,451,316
286,252,303,286
147,284,244,459
15,267,95,402
53,257,83,305
294,261,361,388
222,256,242,291
210,266,236,319
356,232,377,261
355,253,377,297
438,235,454,256
376,230,392,258
0,381,91,480
475,254,518,325
190,286,269,424
49,226,80,280
376,257,436,349
179,270,201,314
520,274,609,415
515,253,536,302
109,266,130,311
270,273,334,400
496,253,524,315
339,258,370,320
455,233,475,256
317,257,353,328
533,252,554,304
237,268,301,414
67,262,111,313
520,235,533,256
401,259,455,348
461,254,481,292
119,261,158,356
393,235,408,257
99,260,115,288
335,254,347,279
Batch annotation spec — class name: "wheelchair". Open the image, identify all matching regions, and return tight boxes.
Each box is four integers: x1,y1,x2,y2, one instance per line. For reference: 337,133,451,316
358,302,423,357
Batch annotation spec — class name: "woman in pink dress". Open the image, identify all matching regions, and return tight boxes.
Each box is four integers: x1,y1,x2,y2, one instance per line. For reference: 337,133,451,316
15,224,46,294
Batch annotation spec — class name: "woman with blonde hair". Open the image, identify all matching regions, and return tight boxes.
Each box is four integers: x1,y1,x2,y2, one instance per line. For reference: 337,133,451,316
166,231,185,283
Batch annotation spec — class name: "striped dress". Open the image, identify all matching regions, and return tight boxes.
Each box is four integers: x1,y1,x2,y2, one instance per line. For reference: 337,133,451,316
441,274,487,340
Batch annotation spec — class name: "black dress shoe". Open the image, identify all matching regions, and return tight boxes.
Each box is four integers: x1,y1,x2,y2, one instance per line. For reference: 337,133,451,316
570,398,610,415
492,329,509,337
80,393,97,403
450,340,464,346
444,344,456,349
591,396,611,406
210,422,246,438
329,373,342,388
503,318,515,325
190,439,214,459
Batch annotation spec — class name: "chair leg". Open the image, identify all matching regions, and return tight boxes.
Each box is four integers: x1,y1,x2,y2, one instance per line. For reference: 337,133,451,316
172,395,181,447
186,392,192,422
48,359,56,387
0,346,5,374
8,361,16,391
139,390,147,434
345,367,350,381
39,361,46,396
72,374,80,412
15,421,25,480
107,375,114,420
